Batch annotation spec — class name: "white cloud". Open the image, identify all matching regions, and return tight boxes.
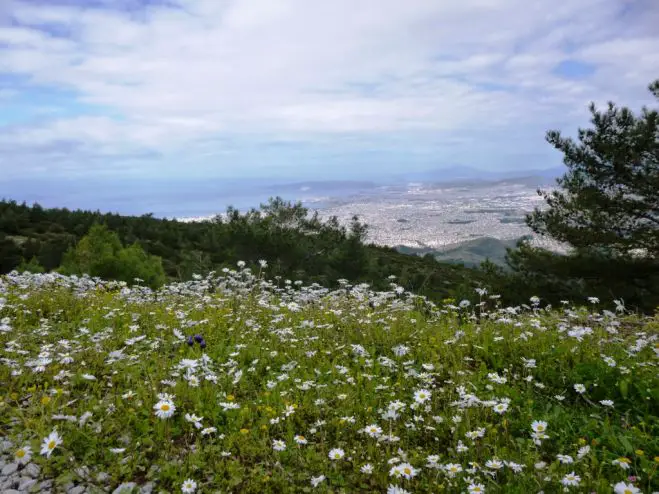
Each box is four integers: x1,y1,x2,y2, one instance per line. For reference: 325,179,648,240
0,0,657,177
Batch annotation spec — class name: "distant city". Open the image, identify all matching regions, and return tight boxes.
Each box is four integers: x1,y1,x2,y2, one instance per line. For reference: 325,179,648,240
173,168,566,264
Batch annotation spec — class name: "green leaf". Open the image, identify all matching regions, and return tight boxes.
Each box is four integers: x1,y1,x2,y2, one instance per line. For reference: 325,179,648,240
619,435,634,453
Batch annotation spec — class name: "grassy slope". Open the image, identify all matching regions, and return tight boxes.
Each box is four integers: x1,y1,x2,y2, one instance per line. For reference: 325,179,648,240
0,272,658,493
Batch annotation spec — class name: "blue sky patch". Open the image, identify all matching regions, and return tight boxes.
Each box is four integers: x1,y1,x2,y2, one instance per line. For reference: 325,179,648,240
552,60,596,79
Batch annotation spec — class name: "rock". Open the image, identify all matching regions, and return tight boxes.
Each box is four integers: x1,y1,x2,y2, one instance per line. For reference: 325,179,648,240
23,463,40,479
1,463,18,476
1,478,18,491
68,485,87,494
0,440,14,452
3,489,21,494
96,472,110,483
39,479,54,490
75,466,90,480
18,477,38,491
113,482,137,494
140,482,155,494
0,476,17,490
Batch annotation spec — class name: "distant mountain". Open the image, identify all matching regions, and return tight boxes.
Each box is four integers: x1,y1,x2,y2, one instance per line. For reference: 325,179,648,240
264,180,378,194
396,236,525,267
392,166,564,185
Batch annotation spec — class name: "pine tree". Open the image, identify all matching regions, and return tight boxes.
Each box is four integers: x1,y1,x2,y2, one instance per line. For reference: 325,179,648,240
528,79,658,258
509,79,659,311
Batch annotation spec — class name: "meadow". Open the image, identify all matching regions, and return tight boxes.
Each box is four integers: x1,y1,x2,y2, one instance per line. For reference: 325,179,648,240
0,266,657,493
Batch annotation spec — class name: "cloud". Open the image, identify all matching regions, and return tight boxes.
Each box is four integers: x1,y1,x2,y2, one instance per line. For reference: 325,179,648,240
0,0,658,179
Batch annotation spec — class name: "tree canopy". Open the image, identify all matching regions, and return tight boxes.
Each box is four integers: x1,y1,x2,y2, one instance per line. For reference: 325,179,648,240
59,224,166,288
505,79,659,312
528,80,659,258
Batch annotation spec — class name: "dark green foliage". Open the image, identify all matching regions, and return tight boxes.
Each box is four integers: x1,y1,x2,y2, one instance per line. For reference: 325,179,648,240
502,243,659,311
58,224,166,288
0,198,487,302
17,256,45,274
507,79,659,312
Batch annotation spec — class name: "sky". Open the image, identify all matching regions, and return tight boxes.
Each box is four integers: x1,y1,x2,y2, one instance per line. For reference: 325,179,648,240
0,0,658,183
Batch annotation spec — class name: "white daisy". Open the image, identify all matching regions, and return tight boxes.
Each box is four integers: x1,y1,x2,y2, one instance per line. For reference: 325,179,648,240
613,482,640,494
181,478,197,493
328,448,345,460
467,483,485,493
153,399,176,419
40,430,62,458
294,435,308,445
531,420,547,433
14,445,32,465
413,389,431,403
561,472,580,486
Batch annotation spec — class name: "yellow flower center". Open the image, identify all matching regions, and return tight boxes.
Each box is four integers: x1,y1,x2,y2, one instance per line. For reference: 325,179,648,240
48,440,56,449
16,450,25,458
624,490,633,494
536,425,544,431
404,467,411,475
161,404,170,411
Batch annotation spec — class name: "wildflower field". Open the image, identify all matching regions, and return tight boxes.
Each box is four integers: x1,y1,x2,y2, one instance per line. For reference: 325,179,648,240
0,268,658,494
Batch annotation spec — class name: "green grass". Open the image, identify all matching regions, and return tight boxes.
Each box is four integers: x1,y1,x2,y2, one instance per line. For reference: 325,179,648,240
0,271,658,493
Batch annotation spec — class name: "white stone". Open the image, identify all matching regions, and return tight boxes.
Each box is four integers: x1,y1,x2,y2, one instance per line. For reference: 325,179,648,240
113,482,137,494
140,482,155,494
24,463,40,479
68,485,87,494
18,477,38,491
39,479,54,490
0,440,14,452
1,478,17,491
1,463,18,476
96,472,110,483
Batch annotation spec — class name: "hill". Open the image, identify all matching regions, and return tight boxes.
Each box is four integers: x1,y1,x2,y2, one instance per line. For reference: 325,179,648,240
0,271,656,493
396,237,522,267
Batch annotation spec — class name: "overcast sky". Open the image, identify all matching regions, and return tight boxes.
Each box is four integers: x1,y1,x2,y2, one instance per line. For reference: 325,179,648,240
0,0,658,182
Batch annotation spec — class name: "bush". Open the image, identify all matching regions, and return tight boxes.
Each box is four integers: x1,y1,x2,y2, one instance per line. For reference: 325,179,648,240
59,224,166,288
